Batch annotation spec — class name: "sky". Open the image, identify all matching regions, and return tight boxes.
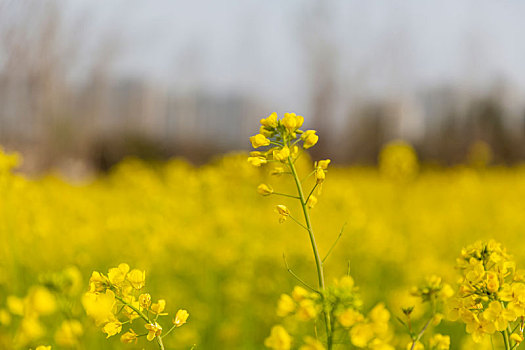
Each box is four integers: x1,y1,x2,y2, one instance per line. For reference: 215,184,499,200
54,0,525,115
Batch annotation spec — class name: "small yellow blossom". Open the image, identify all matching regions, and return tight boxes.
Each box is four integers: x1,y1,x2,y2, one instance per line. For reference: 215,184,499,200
89,271,109,293
248,156,267,167
6,295,24,315
139,293,152,309
273,146,290,161
302,130,318,149
127,269,146,289
151,299,167,315
35,346,51,350
276,294,296,317
108,263,130,286
483,301,515,331
511,332,524,344
291,286,310,302
282,113,304,134
296,299,318,321
261,112,278,128
317,159,331,170
276,205,290,223
145,322,162,341
307,195,317,209
0,309,11,325
350,323,374,348
55,320,83,346
407,341,424,350
264,325,292,350
257,184,274,196
250,134,271,148
429,334,450,350
270,166,285,176
102,320,122,338
120,329,138,344
337,308,364,328
82,290,116,326
299,336,325,350
173,309,189,327
315,167,325,185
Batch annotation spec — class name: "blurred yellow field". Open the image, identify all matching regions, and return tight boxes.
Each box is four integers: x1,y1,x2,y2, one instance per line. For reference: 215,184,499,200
2,131,525,349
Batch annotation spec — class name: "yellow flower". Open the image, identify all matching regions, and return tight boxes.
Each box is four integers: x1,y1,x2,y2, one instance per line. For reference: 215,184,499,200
151,299,167,315
483,301,516,331
26,286,57,316
247,156,267,167
275,205,290,223
307,195,317,209
485,271,499,292
0,309,11,325
250,134,271,148
407,341,424,350
337,308,364,328
276,294,296,317
299,336,325,350
54,320,83,346
7,296,24,316
273,146,290,162
270,166,285,176
145,322,162,341
264,325,292,350
291,286,310,302
261,112,278,128
173,309,189,327
296,299,318,321
102,320,122,338
35,347,51,350
315,167,325,185
317,159,331,170
108,263,130,286
465,315,495,343
282,113,304,134
139,293,152,309
429,334,450,350
257,184,274,196
511,332,524,344
350,323,374,348
369,303,390,324
302,130,318,149
120,329,138,344
82,290,116,326
122,295,140,321
127,269,146,289
260,125,274,137
89,271,109,293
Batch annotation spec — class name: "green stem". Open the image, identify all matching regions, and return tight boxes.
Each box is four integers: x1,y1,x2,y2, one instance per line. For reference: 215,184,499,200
115,294,165,350
287,156,332,348
157,335,166,350
287,157,325,289
502,330,510,350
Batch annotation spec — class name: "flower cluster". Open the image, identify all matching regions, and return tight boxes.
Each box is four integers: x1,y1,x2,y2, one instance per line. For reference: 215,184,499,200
447,240,524,346
266,276,395,350
247,112,330,223
82,263,189,348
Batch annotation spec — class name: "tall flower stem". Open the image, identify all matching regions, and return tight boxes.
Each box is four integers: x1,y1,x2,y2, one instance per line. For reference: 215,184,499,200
287,156,333,349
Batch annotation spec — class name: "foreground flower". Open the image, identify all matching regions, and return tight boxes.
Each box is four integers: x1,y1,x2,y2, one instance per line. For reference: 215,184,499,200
264,325,292,350
173,309,189,327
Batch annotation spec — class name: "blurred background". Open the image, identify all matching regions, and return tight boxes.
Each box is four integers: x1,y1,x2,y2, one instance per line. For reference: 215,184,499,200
1,0,525,174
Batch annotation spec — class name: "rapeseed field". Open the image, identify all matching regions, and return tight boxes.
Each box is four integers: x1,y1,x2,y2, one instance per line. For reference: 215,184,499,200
1,114,525,349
